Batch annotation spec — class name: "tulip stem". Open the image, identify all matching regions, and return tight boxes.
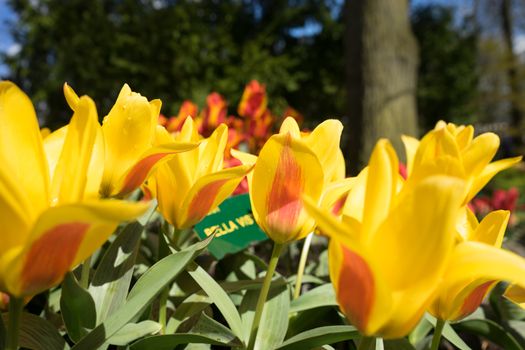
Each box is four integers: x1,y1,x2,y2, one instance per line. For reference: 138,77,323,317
430,318,446,350
293,232,313,299
158,287,169,334
357,336,375,350
6,296,23,350
80,256,91,289
247,242,284,350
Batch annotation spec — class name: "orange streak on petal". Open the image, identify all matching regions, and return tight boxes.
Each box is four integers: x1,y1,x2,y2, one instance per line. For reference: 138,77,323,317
266,135,304,237
21,222,89,295
119,152,171,196
458,281,494,319
186,179,228,226
331,194,348,216
337,245,375,332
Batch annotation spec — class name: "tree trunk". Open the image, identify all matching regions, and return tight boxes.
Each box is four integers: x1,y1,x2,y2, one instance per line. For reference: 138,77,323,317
344,0,419,174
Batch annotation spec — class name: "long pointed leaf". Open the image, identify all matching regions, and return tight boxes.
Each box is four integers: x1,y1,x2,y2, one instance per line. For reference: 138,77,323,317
1,313,67,350
71,235,213,350
89,221,144,324
186,261,244,342
276,325,359,350
60,273,97,342
454,319,522,350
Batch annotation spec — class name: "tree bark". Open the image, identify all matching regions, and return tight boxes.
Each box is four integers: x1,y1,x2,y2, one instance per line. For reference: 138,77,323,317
344,0,419,174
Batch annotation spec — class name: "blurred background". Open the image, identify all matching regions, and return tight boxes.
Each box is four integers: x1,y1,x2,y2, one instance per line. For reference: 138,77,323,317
0,0,524,171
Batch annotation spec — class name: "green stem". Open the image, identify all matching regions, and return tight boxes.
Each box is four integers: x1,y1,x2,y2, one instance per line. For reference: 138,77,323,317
293,232,313,299
80,255,91,289
158,287,169,334
357,336,375,350
247,242,284,350
6,296,23,350
430,318,446,350
158,224,180,333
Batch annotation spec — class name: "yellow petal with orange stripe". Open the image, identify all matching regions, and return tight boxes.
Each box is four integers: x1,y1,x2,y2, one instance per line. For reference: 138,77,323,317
251,133,324,243
176,165,253,229
2,200,148,296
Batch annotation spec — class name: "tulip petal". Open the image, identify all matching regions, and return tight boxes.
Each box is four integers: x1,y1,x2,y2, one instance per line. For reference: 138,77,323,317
100,85,158,196
231,149,257,184
333,242,375,332
362,140,398,240
3,200,148,296
279,117,301,138
50,96,99,203
469,210,509,247
371,175,464,289
63,82,80,110
304,119,344,182
455,125,474,151
177,165,253,229
114,141,199,197
343,167,368,223
359,175,463,336
195,124,228,179
445,241,525,302
43,126,68,180
0,168,32,257
0,81,49,220
468,156,522,201
252,133,324,243
462,133,499,178
401,135,419,176
320,177,355,215
504,284,525,309
303,195,361,246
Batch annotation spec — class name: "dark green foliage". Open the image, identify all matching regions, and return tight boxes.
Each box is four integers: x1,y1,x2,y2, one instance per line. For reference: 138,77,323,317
2,0,344,129
412,5,479,132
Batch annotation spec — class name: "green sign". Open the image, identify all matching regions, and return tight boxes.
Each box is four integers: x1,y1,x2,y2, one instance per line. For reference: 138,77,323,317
194,193,268,259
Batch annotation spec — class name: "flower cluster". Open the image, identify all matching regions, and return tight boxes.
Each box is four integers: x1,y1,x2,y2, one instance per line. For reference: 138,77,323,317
1,80,525,349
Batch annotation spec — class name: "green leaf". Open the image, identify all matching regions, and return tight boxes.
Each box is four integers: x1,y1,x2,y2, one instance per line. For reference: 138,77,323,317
289,283,337,314
384,339,416,350
60,272,97,342
191,313,242,346
71,235,213,350
276,325,359,350
408,317,432,345
186,261,244,341
106,320,161,346
254,281,290,350
1,313,66,350
89,221,144,324
287,274,326,286
240,279,290,349
130,314,242,350
425,314,471,350
167,293,211,333
454,318,522,350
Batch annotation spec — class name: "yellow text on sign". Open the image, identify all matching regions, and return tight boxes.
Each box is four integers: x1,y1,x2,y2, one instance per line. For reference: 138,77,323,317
204,214,255,238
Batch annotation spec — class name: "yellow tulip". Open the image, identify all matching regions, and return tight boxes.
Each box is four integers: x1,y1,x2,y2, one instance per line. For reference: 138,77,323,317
402,121,522,205
429,209,525,321
304,140,466,338
503,284,525,308
233,117,346,244
148,117,253,229
44,83,197,199
0,81,148,297
429,210,525,321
